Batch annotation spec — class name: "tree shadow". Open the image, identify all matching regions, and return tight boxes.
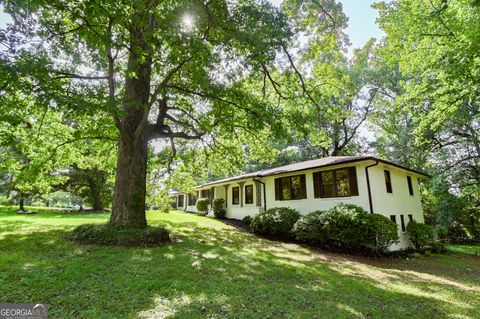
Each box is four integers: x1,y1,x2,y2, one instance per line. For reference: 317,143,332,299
0,219,479,318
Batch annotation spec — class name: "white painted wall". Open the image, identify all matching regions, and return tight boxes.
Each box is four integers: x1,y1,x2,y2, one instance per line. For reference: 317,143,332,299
368,164,424,250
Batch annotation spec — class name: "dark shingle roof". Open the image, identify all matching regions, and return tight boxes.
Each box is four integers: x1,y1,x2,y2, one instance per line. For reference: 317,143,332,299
197,156,428,188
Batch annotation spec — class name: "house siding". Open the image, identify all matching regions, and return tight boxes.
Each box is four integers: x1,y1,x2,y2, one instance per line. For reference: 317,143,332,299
368,164,424,250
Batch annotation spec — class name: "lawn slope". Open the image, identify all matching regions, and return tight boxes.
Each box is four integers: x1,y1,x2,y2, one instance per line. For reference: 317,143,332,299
0,207,479,319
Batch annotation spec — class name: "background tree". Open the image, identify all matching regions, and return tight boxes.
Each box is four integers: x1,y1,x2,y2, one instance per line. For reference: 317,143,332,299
371,0,480,240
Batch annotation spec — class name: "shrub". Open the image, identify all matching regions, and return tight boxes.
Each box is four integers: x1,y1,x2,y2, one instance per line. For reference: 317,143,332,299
251,207,301,238
361,214,399,253
65,223,170,247
407,220,434,250
428,225,448,253
292,204,398,253
321,204,369,248
293,210,327,244
212,198,226,218
196,198,210,215
242,215,253,226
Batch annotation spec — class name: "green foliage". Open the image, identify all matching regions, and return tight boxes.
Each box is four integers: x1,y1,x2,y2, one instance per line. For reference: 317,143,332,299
66,223,170,247
407,221,434,251
293,210,327,244
196,198,210,215
242,215,253,226
293,205,398,253
320,204,369,248
361,214,399,253
250,207,301,238
371,0,480,244
212,198,226,218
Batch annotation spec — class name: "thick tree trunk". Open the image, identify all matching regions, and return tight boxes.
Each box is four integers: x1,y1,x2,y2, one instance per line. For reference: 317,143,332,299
110,136,149,228
109,9,152,228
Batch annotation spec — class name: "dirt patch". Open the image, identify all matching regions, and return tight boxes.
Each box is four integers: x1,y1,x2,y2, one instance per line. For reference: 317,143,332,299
219,218,251,232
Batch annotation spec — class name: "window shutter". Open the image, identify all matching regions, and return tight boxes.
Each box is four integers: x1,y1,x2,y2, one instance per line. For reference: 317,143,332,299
300,174,307,199
274,178,281,200
348,167,359,196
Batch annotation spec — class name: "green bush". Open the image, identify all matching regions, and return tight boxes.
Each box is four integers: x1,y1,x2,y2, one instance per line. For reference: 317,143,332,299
292,204,399,253
212,198,226,218
361,214,399,253
407,220,434,250
65,223,170,247
251,207,301,238
196,198,210,215
293,210,327,244
320,204,369,248
242,215,253,226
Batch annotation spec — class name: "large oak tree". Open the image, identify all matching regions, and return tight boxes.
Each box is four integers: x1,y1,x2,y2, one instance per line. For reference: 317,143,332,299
2,0,307,227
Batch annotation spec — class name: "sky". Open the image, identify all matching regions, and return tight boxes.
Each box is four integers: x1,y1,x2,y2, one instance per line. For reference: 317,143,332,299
341,0,384,53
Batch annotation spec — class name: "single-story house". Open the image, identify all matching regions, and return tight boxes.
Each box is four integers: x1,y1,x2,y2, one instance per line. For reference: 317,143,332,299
172,156,428,250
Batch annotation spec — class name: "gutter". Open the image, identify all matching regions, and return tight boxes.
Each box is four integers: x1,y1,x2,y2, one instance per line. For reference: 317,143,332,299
365,159,379,214
253,178,267,212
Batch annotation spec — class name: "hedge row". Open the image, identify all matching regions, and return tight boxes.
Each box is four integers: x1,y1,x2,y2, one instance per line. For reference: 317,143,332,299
250,204,399,253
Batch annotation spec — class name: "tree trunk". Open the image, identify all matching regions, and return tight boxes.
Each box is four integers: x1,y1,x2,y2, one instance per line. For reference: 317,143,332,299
110,136,149,228
109,9,152,228
88,177,104,211
19,196,25,211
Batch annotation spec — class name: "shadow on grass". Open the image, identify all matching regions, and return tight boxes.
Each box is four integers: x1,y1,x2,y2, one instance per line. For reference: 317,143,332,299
0,219,479,318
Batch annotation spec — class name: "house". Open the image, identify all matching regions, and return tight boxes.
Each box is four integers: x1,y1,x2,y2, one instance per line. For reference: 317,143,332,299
172,156,428,250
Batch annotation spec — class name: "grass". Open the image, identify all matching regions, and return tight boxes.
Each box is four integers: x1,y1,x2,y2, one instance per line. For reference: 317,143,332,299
1,206,479,319
448,244,480,256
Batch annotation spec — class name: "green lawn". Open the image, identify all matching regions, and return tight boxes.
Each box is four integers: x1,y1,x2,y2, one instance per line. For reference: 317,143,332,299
448,244,480,256
1,207,479,319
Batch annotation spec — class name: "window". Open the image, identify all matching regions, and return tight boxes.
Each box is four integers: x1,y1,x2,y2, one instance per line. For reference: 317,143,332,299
188,193,197,206
408,214,413,222
245,185,254,204
274,174,307,201
407,176,414,196
384,170,393,193
201,189,211,199
177,195,184,208
200,189,213,200
232,187,240,205
400,214,406,232
390,215,397,224
312,167,358,198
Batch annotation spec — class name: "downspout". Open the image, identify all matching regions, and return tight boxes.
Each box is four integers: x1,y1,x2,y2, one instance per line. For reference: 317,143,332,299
253,178,267,212
365,159,379,214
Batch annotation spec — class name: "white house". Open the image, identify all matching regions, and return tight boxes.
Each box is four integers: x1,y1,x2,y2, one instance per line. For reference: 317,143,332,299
172,156,428,250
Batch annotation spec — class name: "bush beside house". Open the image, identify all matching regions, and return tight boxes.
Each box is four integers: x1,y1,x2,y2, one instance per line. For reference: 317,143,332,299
212,198,226,218
361,214,399,253
407,220,435,250
196,198,210,215
242,215,253,227
292,210,327,244
292,204,399,253
251,207,301,238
